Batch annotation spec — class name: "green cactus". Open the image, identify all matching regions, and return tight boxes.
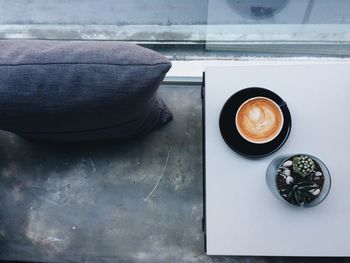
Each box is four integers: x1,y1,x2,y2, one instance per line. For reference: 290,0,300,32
292,155,315,177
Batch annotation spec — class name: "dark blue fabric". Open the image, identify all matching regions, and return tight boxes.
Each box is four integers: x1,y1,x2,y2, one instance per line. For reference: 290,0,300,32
0,40,172,141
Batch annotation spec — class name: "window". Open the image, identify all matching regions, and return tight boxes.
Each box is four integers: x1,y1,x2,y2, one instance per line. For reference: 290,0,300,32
1,0,349,58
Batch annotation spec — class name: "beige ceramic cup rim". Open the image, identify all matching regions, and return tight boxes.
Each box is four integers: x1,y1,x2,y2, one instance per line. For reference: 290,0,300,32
235,96,284,144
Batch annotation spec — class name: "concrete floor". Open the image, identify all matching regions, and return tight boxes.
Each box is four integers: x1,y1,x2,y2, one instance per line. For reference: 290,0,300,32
0,85,347,263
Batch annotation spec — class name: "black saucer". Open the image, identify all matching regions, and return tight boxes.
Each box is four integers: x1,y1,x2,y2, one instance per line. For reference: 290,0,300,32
219,87,291,158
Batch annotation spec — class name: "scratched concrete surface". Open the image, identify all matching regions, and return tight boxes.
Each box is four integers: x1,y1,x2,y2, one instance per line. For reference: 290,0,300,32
0,85,346,263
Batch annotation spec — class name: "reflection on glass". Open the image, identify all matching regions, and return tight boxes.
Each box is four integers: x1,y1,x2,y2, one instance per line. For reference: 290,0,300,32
227,0,289,20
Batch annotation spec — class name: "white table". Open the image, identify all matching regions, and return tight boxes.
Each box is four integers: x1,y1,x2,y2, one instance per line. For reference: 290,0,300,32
204,63,350,256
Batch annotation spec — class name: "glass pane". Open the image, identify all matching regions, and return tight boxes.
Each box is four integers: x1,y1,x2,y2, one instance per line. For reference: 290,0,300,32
0,0,349,56
205,0,350,56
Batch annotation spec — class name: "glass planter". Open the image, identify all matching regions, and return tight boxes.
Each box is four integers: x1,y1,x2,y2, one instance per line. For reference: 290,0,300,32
266,154,331,208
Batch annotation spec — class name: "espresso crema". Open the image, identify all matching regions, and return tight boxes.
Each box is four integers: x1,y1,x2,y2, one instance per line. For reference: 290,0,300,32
235,97,284,144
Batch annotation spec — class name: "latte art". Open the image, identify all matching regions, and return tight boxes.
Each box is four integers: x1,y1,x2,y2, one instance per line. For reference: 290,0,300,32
235,97,284,144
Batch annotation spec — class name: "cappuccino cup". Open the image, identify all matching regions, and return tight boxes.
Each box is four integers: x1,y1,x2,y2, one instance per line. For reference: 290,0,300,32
235,96,284,144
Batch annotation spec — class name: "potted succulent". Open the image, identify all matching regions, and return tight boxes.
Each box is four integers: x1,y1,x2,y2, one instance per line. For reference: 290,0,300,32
266,154,331,207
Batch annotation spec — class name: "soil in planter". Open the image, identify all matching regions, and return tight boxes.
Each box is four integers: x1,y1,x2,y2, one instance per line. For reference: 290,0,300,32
276,156,325,206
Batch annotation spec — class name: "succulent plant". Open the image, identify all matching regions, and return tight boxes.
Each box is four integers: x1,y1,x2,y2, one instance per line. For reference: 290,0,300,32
279,180,320,206
276,155,325,207
292,155,315,177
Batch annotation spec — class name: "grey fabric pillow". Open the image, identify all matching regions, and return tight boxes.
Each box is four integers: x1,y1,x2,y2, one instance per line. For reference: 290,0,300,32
0,40,172,142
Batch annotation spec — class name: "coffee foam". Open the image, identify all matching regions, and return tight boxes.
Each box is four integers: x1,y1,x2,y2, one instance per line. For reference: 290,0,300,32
235,97,284,144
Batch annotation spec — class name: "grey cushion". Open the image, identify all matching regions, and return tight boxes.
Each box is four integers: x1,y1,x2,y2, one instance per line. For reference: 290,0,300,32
0,40,172,142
